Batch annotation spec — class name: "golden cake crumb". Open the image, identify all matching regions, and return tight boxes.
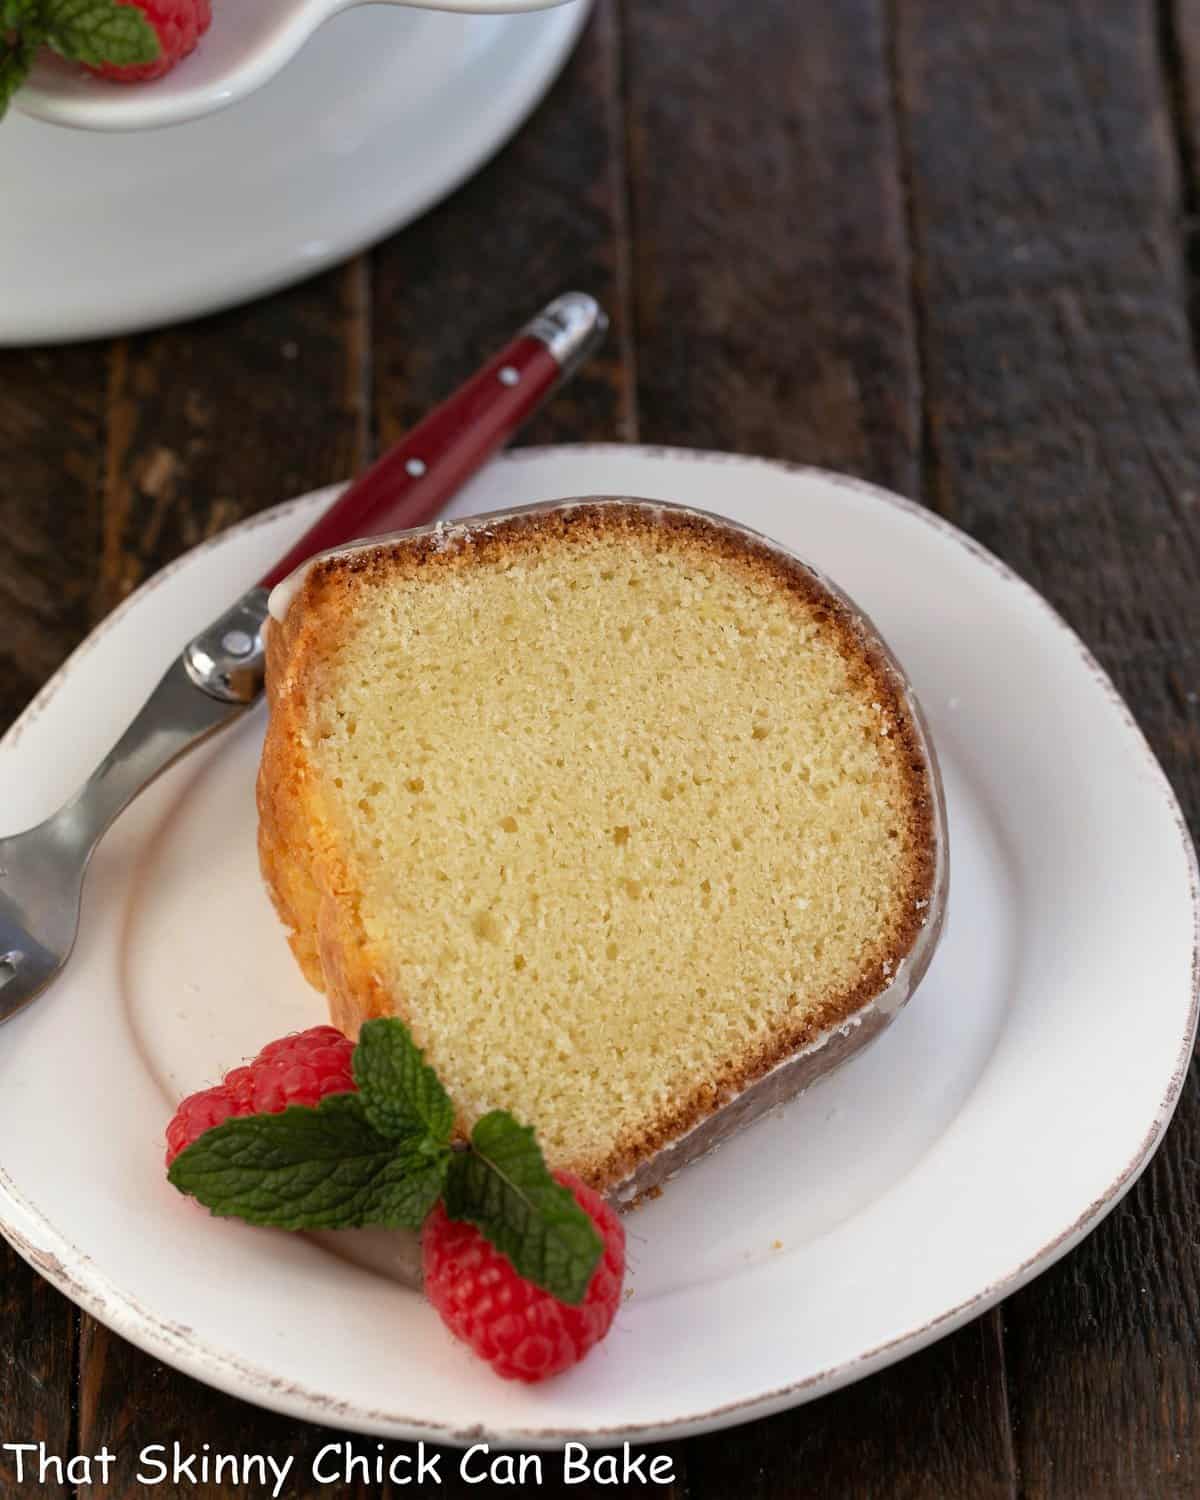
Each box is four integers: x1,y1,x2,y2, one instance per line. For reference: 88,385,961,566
257,502,938,1194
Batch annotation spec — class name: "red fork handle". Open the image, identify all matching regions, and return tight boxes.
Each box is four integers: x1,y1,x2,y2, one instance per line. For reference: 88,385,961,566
258,293,607,591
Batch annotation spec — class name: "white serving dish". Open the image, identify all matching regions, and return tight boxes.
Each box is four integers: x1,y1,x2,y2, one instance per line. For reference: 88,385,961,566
18,0,577,132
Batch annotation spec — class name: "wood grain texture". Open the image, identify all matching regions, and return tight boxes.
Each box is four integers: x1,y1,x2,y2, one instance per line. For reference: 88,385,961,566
1165,0,1200,346
0,1241,75,1498
0,346,109,721
622,0,920,494
94,262,369,617
677,1317,1015,1500
372,0,635,453
895,0,1200,1494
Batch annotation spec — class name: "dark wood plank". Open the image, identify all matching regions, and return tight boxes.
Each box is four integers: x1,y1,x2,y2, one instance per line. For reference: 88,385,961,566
1164,0,1200,342
0,345,109,721
94,261,369,618
677,1318,1015,1500
623,0,920,494
0,1242,75,1498
621,3,1018,1495
895,1,1200,1494
371,0,634,451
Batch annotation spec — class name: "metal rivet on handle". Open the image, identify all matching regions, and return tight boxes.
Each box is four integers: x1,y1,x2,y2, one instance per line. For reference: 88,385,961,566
406,458,427,478
221,630,254,658
498,366,520,387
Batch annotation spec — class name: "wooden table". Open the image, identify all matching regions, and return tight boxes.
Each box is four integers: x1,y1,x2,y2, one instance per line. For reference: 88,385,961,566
4,2,1200,1493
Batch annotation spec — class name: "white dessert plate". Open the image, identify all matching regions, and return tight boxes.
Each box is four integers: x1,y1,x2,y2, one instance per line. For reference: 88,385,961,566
0,1,589,345
19,0,574,133
0,445,1194,1447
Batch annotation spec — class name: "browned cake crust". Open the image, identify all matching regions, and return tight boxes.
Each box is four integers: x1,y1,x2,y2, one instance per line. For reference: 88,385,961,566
257,501,946,1197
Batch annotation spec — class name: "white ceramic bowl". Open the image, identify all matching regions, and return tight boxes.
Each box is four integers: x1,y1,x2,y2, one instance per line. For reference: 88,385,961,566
17,0,575,132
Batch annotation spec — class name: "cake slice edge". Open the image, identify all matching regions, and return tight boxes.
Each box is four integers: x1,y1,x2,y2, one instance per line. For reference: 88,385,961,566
256,498,949,1202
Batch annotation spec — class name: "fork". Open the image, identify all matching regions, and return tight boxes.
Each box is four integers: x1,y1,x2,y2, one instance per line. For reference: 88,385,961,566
0,292,606,1024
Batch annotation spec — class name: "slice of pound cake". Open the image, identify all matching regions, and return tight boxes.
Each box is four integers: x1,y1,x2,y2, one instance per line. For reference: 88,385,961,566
258,499,947,1201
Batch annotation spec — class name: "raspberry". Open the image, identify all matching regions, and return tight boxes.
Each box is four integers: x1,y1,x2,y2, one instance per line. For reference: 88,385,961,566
165,1025,355,1166
422,1173,625,1382
164,1085,237,1166
87,0,212,82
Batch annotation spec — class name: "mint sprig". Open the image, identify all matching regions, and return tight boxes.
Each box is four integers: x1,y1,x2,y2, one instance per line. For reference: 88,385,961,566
167,1018,603,1305
1,30,42,114
167,1093,446,1231
352,1016,455,1144
445,1113,604,1307
0,0,159,119
42,0,157,64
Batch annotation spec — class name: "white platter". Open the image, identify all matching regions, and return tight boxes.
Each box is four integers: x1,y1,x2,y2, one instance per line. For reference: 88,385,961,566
0,444,1195,1446
0,1,589,345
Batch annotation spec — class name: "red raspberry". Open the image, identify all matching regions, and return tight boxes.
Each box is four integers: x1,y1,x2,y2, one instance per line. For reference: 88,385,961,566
165,1025,355,1166
164,1085,237,1165
87,0,212,82
422,1173,625,1382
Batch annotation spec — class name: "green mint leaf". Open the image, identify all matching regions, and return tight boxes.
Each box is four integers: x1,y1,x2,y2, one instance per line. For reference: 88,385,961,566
41,0,159,66
0,29,40,119
445,1112,603,1306
168,1093,448,1231
2,0,40,30
352,1017,455,1145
